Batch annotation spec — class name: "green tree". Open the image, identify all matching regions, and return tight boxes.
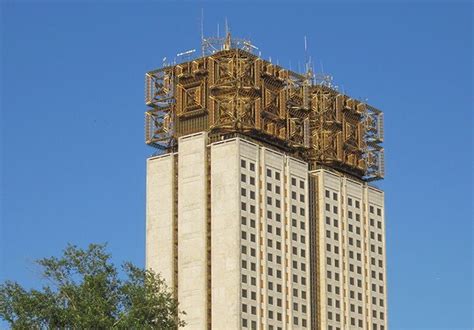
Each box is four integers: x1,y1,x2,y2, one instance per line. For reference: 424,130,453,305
0,244,185,329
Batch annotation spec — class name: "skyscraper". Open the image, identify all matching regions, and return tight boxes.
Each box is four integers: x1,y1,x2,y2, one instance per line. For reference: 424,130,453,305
145,34,386,329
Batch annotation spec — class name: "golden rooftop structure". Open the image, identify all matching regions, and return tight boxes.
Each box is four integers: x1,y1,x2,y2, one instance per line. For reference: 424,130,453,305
144,33,384,181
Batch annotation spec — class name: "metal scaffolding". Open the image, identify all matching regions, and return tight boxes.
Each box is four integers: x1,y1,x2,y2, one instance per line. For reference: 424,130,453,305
144,33,384,181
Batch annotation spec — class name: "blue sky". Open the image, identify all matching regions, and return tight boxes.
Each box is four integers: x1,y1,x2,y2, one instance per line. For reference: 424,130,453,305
1,1,472,328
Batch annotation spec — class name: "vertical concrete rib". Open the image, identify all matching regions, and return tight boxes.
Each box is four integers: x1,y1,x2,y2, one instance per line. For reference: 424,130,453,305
146,154,176,289
210,138,241,329
177,132,208,328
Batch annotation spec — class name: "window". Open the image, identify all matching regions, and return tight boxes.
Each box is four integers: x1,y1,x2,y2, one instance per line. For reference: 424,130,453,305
355,200,360,209
275,186,280,194
249,177,255,185
250,205,255,214
377,208,382,216
326,217,331,225
241,174,246,182
241,202,246,211
275,172,280,180
241,159,246,168
267,169,272,177
300,180,304,189
241,216,247,225
250,191,255,200
333,192,338,201
292,178,297,186
249,162,255,171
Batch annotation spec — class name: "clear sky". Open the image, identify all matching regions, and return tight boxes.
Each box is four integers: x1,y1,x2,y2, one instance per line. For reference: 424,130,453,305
1,1,472,328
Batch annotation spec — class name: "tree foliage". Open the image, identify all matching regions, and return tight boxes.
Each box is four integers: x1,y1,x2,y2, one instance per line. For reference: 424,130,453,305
0,244,185,329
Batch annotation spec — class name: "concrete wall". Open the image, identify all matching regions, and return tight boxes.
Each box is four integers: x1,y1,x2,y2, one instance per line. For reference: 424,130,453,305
210,139,241,329
146,153,175,288
177,132,208,328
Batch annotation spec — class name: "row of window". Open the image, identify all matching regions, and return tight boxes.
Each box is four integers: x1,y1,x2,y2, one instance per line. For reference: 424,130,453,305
328,325,385,330
324,190,383,217
241,173,256,186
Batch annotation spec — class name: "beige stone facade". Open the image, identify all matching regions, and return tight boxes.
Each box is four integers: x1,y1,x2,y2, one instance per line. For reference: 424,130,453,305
146,133,387,330
310,169,387,330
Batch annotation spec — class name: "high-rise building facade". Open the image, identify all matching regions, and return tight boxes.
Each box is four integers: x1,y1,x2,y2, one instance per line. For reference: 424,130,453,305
145,34,386,329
